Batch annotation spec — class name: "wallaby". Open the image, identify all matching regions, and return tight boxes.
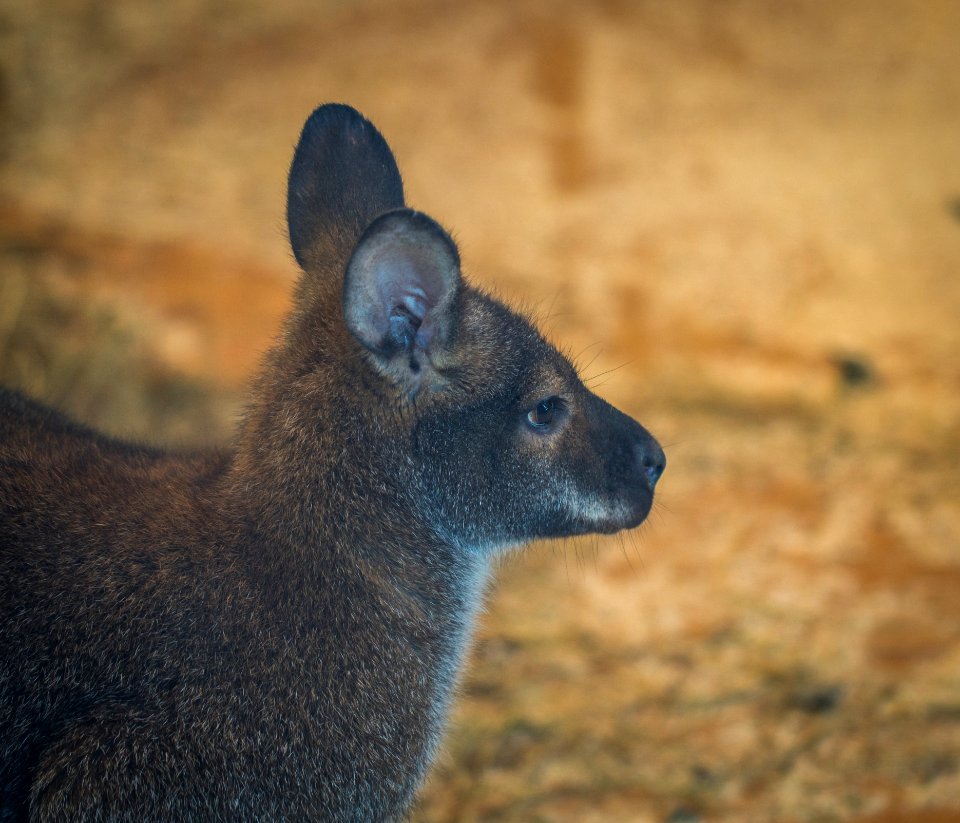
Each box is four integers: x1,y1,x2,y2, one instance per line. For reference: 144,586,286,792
0,104,665,821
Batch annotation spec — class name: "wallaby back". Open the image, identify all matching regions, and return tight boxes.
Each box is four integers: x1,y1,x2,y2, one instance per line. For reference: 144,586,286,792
0,105,664,821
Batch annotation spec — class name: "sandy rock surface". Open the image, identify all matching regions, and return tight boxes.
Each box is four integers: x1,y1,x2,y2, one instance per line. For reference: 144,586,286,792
2,2,959,820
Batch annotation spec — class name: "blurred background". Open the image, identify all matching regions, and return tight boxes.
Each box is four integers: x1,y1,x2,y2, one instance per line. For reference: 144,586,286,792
1,1,959,820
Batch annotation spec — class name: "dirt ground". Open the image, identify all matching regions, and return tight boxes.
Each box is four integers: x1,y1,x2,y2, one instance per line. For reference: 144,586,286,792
2,1,959,820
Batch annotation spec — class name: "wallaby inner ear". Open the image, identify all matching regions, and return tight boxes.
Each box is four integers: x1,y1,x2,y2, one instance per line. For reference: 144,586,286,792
343,209,461,380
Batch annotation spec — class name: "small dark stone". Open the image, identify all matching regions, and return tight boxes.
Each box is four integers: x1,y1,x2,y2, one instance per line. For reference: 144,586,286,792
833,354,875,389
790,683,845,714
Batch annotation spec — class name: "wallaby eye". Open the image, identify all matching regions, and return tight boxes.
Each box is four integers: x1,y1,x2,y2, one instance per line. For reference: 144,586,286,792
526,398,557,429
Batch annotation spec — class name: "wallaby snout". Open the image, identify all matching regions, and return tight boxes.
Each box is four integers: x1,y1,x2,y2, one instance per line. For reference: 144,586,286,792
553,390,665,535
0,103,665,821
591,392,665,494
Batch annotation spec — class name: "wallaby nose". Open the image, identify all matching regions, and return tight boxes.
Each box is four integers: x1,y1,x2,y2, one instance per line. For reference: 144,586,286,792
637,439,666,490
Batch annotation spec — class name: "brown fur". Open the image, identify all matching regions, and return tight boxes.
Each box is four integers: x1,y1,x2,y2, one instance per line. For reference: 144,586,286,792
0,104,664,821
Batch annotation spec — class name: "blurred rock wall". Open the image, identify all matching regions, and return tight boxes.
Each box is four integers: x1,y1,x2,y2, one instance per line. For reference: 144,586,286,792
1,2,959,820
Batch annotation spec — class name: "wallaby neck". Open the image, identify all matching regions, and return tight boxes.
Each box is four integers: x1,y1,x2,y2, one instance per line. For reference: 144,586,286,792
227,357,492,623
220,382,492,815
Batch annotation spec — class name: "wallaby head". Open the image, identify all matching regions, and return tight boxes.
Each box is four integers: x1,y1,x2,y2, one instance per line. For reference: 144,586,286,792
253,103,664,559
0,104,664,821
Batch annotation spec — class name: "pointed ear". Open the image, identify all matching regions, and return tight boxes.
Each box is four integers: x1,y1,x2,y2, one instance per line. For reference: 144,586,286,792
287,104,405,272
343,209,461,382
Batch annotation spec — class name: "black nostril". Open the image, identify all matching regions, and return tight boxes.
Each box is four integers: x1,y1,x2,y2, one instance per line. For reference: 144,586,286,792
639,442,666,489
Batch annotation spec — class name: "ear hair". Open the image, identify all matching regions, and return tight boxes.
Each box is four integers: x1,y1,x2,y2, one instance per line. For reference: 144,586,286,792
343,209,461,379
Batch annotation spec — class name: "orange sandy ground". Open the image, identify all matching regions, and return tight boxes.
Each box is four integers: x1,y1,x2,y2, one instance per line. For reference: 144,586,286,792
1,2,959,820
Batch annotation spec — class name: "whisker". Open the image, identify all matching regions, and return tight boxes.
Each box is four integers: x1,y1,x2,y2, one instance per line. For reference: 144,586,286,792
617,532,636,575
628,529,647,573
583,359,634,384
563,538,572,588
574,344,604,377
652,498,674,517
535,293,574,331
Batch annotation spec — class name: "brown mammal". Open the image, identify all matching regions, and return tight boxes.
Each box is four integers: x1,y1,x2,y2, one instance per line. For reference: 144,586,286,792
0,104,664,821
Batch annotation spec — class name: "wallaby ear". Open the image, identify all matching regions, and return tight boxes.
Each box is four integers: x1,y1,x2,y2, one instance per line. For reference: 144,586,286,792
343,209,461,382
287,104,405,272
